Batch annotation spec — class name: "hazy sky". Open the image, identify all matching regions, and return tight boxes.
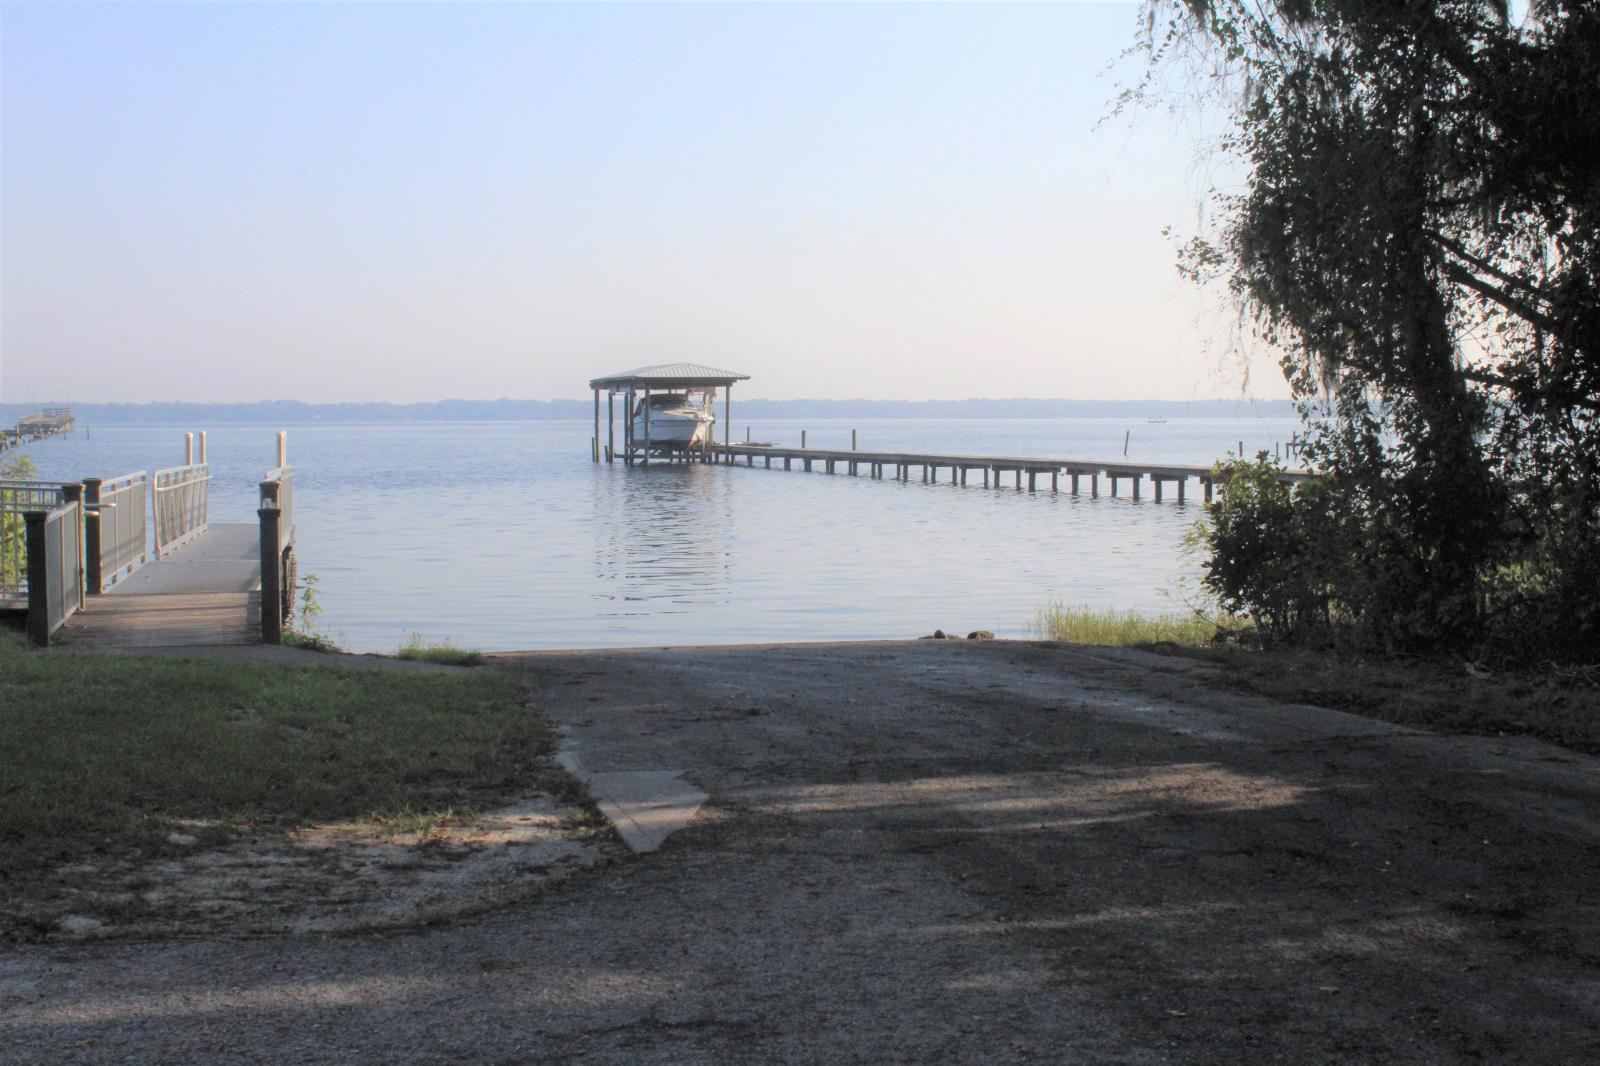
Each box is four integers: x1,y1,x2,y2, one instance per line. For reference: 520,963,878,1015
1,1,1282,404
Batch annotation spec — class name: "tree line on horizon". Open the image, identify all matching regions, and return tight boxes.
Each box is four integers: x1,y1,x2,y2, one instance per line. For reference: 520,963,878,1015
0,397,1299,425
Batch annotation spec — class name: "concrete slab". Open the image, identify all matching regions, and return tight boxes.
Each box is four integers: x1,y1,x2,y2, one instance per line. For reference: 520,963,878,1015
556,750,707,853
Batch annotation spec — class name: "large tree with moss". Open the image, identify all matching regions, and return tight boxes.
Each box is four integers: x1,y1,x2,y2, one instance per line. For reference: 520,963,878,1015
1143,0,1599,654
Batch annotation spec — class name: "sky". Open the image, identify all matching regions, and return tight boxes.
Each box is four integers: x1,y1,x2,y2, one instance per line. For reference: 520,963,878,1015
0,1,1283,405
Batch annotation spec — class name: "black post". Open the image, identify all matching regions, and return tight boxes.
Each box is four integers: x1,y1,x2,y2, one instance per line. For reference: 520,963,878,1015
259,505,281,644
82,478,104,594
24,511,49,646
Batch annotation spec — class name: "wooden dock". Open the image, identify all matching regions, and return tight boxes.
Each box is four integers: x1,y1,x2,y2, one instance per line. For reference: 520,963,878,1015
58,525,262,648
704,443,1311,503
6,432,298,648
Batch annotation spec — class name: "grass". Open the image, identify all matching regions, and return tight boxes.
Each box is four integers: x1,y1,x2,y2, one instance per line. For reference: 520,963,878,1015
397,632,486,667
282,629,342,654
1030,603,1231,647
1176,645,1600,756
0,626,562,886
1030,605,1600,756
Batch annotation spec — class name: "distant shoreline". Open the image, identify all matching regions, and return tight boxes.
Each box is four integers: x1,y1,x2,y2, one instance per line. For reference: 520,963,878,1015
2,397,1297,426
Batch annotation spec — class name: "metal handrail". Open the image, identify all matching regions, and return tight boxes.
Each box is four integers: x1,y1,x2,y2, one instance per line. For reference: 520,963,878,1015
23,499,83,644
152,463,210,558
85,470,149,591
1,480,69,600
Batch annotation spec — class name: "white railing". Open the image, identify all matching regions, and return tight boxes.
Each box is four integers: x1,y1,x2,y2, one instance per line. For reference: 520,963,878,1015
1,480,68,601
152,464,210,558
85,471,149,592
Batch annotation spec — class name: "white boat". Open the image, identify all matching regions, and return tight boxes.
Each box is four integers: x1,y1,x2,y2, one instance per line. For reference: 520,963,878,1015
631,390,716,450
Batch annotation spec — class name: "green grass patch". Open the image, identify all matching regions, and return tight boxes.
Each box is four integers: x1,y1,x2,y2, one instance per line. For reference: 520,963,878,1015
1029,603,1600,755
1167,645,1600,756
0,628,557,882
1029,603,1230,647
282,629,342,654
397,632,486,667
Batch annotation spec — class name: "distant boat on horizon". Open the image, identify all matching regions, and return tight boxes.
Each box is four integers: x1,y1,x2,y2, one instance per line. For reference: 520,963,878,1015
1147,417,1168,424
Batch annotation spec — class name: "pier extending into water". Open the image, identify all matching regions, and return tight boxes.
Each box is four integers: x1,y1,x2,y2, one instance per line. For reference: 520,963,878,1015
704,443,1309,503
586,367,1312,501
2,432,298,647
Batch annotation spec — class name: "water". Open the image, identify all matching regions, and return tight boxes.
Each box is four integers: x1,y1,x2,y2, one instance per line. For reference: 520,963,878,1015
15,417,1298,652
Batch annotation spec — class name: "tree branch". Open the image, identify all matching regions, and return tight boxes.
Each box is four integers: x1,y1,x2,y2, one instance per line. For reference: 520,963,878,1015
1443,263,1565,337
1427,230,1549,303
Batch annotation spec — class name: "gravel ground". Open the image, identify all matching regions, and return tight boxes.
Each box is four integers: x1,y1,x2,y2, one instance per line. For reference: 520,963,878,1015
3,639,1598,1064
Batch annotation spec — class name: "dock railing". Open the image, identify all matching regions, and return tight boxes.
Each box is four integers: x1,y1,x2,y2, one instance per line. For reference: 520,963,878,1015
258,466,295,644
1,480,69,605
83,471,149,593
23,497,84,645
152,463,210,557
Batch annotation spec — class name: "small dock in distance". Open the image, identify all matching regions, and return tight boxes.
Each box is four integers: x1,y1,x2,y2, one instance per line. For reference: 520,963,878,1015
584,367,1312,502
706,442,1311,503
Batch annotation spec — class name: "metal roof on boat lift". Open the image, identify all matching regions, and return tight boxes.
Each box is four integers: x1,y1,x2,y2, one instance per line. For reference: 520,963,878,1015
588,363,751,390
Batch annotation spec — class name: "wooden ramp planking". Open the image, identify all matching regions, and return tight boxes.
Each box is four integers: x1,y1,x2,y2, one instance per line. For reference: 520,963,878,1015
58,592,260,648
62,524,264,648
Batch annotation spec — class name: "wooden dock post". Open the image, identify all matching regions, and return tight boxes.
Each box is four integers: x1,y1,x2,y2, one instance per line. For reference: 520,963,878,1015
198,432,207,464
277,431,287,469
592,390,601,462
1051,471,1058,492
1132,475,1142,500
24,511,50,646
607,391,615,463
1109,475,1119,497
1203,477,1213,503
852,429,857,451
1091,473,1099,497
983,466,990,488
1177,479,1186,504
82,477,104,594
1070,472,1079,495
185,433,194,466
1154,479,1163,503
258,504,282,645
642,388,651,465
801,430,807,448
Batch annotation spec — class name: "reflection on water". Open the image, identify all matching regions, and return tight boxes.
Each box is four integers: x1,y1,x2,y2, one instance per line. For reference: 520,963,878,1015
19,417,1300,652
593,464,735,613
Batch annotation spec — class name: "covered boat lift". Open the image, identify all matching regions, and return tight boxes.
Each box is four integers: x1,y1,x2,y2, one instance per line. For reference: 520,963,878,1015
588,363,751,465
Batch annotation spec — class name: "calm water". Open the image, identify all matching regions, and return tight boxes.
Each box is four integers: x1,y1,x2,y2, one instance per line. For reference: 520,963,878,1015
16,417,1298,652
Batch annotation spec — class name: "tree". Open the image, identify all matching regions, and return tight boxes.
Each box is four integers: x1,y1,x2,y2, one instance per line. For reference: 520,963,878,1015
1139,0,1600,654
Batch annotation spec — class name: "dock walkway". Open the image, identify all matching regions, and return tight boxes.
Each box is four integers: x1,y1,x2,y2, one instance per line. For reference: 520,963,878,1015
58,525,262,648
707,443,1311,502
7,432,297,648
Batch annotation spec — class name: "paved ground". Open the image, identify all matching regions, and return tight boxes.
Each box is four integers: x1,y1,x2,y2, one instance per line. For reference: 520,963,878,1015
3,640,1598,1064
